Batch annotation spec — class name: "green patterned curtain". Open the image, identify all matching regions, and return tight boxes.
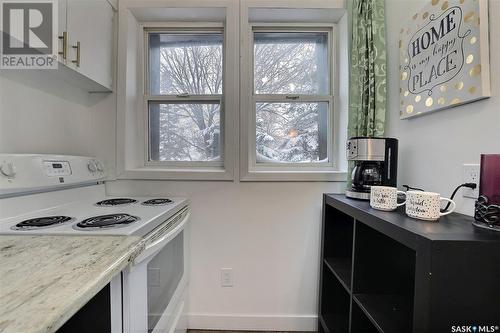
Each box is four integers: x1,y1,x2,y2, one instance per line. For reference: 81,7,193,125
347,0,387,138
346,0,387,185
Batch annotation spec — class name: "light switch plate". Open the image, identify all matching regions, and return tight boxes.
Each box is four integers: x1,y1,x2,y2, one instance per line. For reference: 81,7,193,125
462,164,480,199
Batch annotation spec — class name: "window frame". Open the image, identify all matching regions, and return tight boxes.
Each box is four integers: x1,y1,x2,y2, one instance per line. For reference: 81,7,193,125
143,26,226,168
250,26,334,169
115,0,347,182
240,21,343,181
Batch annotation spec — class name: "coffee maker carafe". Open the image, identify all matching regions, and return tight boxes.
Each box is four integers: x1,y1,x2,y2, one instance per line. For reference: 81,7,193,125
346,137,398,200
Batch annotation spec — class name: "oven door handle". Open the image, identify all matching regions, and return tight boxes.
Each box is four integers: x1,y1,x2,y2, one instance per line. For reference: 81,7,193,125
133,210,190,265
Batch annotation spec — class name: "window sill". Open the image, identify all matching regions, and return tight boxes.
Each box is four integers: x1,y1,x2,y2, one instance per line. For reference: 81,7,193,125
240,170,347,182
117,167,234,181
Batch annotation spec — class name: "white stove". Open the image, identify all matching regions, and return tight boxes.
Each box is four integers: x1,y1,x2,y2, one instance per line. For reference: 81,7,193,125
0,154,188,236
0,154,190,333
0,191,188,236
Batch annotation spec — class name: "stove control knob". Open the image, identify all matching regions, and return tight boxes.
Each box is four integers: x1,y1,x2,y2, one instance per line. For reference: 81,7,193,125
87,160,97,172
0,161,16,178
95,160,104,172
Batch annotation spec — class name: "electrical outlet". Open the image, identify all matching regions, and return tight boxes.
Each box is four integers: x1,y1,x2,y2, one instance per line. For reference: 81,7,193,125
221,268,233,287
462,164,480,199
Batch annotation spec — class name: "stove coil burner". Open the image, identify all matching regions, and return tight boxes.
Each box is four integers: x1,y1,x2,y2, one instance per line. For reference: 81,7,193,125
95,198,138,206
13,216,73,230
76,214,140,229
141,198,174,206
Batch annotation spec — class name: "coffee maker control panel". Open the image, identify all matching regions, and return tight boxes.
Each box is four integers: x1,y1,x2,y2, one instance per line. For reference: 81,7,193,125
347,138,386,161
347,140,359,159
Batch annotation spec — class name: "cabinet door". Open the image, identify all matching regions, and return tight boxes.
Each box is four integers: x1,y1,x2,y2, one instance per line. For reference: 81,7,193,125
57,0,67,64
67,0,114,90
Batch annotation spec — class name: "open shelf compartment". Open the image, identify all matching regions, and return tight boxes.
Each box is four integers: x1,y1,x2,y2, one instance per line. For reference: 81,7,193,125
352,222,416,333
322,205,354,290
319,265,350,333
351,300,379,333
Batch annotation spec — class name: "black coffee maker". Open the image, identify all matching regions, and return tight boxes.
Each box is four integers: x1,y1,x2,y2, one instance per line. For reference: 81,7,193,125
345,137,398,200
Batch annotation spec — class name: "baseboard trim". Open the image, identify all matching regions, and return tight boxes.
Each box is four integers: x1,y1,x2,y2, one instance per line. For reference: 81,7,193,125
187,313,318,331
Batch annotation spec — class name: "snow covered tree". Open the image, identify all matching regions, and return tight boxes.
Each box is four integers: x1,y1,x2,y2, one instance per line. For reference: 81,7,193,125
154,32,327,163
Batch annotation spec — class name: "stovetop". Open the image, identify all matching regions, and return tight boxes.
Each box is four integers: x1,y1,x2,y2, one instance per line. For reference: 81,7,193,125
0,155,189,237
0,195,189,237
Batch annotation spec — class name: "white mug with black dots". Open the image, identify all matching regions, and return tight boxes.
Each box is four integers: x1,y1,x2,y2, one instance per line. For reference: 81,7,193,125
370,186,407,211
405,191,456,221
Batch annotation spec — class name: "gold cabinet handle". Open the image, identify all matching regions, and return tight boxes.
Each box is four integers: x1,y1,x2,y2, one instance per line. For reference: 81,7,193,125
72,41,81,67
58,31,67,59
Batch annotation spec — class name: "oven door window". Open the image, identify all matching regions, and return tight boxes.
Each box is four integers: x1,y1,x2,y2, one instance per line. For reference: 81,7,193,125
147,231,184,331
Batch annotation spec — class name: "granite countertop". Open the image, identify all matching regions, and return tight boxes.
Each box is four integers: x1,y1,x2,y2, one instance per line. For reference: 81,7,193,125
0,235,144,333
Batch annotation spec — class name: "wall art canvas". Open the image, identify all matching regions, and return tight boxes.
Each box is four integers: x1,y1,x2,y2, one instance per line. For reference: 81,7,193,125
399,0,490,119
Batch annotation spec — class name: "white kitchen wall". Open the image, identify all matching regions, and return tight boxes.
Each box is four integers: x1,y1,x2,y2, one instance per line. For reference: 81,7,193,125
107,180,344,331
385,0,500,215
0,71,117,176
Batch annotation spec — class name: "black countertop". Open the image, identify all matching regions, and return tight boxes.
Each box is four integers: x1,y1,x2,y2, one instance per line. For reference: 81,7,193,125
324,194,500,248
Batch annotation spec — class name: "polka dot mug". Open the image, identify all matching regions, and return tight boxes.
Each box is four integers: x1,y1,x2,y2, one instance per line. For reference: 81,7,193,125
370,186,407,211
405,191,456,221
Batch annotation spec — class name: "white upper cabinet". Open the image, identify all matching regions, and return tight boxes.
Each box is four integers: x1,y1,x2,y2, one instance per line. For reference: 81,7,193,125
58,0,67,63
58,0,115,92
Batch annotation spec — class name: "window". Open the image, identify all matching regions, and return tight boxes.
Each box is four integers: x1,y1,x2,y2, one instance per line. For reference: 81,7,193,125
117,1,347,181
250,28,334,167
146,30,224,165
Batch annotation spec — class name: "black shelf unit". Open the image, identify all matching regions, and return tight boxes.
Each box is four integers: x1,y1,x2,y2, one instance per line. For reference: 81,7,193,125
318,194,500,333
